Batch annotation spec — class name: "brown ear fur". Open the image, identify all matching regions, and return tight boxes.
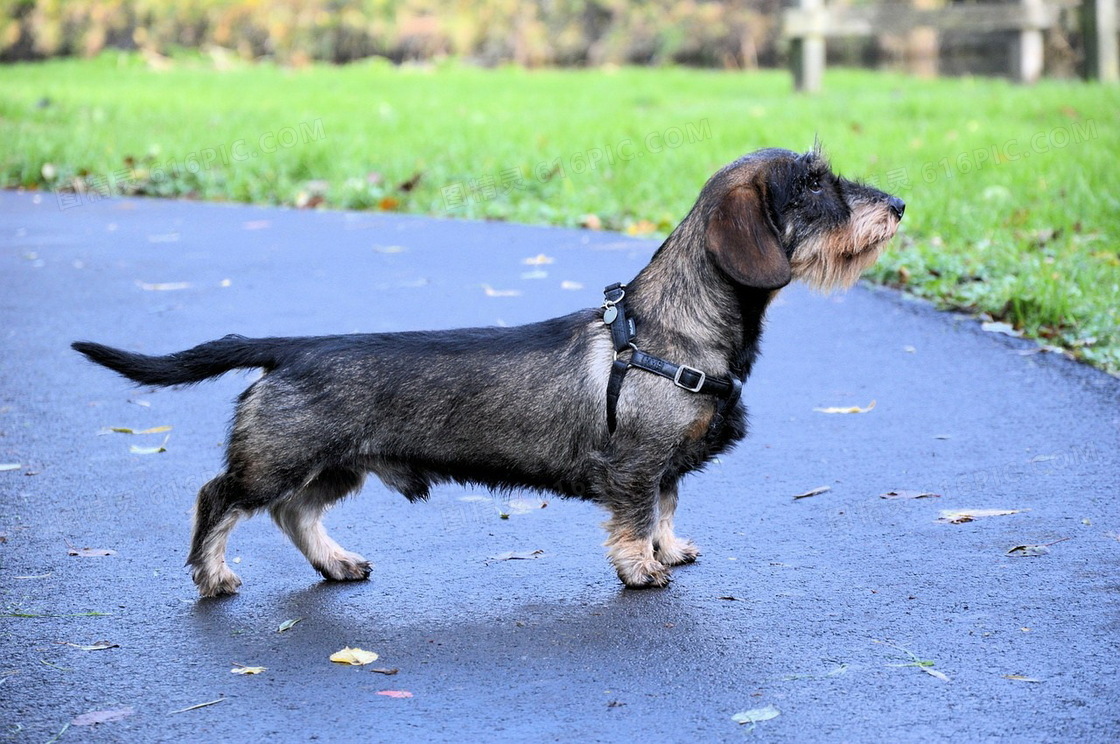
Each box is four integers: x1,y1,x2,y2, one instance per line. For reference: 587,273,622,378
706,183,791,290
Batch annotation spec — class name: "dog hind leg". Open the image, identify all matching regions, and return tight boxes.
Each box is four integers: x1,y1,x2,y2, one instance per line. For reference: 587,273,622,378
187,472,249,598
269,468,372,582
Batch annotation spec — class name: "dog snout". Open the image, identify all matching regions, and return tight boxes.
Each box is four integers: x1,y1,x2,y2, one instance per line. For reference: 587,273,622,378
888,196,906,220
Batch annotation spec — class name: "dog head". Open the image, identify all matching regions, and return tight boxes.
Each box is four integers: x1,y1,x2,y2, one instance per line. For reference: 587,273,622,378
703,146,904,292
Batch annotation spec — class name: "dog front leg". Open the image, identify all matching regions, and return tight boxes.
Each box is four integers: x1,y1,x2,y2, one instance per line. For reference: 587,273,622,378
602,489,670,588
652,479,700,566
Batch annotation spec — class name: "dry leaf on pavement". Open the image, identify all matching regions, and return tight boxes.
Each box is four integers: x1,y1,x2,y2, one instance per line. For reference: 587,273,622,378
231,664,266,675
814,400,876,414
277,618,303,633
732,705,780,725
881,490,941,499
937,509,1027,524
71,707,134,726
330,647,379,666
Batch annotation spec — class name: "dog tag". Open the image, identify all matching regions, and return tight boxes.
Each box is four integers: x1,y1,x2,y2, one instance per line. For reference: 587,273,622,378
603,306,618,324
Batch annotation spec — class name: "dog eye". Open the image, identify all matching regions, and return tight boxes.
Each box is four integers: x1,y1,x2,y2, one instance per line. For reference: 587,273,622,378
808,179,823,194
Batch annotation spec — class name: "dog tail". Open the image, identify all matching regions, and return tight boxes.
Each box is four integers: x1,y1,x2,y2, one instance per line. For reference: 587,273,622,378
72,334,291,387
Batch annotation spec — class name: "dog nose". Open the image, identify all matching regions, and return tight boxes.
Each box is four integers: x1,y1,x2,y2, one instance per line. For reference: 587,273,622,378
888,196,906,220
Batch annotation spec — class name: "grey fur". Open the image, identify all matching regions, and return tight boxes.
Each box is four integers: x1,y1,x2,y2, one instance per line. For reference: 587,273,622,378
72,148,903,597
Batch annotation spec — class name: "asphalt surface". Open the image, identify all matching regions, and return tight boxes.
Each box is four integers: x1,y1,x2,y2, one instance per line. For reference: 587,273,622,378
1,191,1118,743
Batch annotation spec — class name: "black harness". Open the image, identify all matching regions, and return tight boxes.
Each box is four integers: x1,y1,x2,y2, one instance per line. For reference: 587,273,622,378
602,283,742,434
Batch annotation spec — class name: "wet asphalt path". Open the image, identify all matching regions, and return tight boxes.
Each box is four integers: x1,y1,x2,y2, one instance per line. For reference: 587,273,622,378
1,191,1118,743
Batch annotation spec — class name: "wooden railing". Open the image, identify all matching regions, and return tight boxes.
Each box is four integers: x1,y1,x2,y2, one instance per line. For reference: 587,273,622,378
782,0,1119,90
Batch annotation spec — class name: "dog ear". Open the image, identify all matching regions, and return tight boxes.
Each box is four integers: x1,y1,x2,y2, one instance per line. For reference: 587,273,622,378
706,183,791,290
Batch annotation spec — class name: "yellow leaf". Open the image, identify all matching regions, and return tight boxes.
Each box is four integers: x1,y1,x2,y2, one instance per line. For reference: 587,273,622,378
522,253,554,265
814,400,876,414
625,220,657,236
937,509,1028,524
330,647,379,666
137,425,172,434
231,664,266,675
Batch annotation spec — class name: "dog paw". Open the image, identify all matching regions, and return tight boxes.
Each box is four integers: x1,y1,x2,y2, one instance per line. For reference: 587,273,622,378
194,566,242,598
617,559,671,589
319,551,372,582
655,538,700,567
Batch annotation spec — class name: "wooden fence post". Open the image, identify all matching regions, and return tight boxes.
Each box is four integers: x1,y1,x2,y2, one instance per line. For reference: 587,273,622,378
1014,0,1046,82
1082,0,1120,81
790,0,826,92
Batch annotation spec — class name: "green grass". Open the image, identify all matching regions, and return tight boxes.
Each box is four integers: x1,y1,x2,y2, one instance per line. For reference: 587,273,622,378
2,53,1118,373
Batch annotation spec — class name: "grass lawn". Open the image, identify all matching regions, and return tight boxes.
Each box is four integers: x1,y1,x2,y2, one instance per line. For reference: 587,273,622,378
2,53,1118,373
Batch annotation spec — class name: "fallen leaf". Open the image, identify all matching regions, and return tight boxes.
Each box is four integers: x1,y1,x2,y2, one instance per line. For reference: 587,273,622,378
522,253,554,265
923,667,951,682
793,485,831,500
876,639,950,682
295,192,324,209
718,595,744,601
376,690,413,698
0,464,21,472
814,400,876,414
277,618,303,633
881,490,941,500
481,284,522,298
625,220,657,236
370,667,399,675
378,196,400,211
937,509,1027,524
487,550,544,563
1007,544,1049,557
71,707,134,726
560,281,584,291
1003,674,1044,683
397,172,422,192
130,434,170,455
520,270,548,280
137,281,190,291
330,647,379,666
62,641,118,651
67,546,117,557
732,705,781,725
169,698,224,714
231,664,266,675
981,321,1023,337
104,425,171,435
1007,537,1069,557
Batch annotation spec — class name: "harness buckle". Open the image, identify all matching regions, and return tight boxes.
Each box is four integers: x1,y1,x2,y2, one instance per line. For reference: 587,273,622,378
673,365,706,393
